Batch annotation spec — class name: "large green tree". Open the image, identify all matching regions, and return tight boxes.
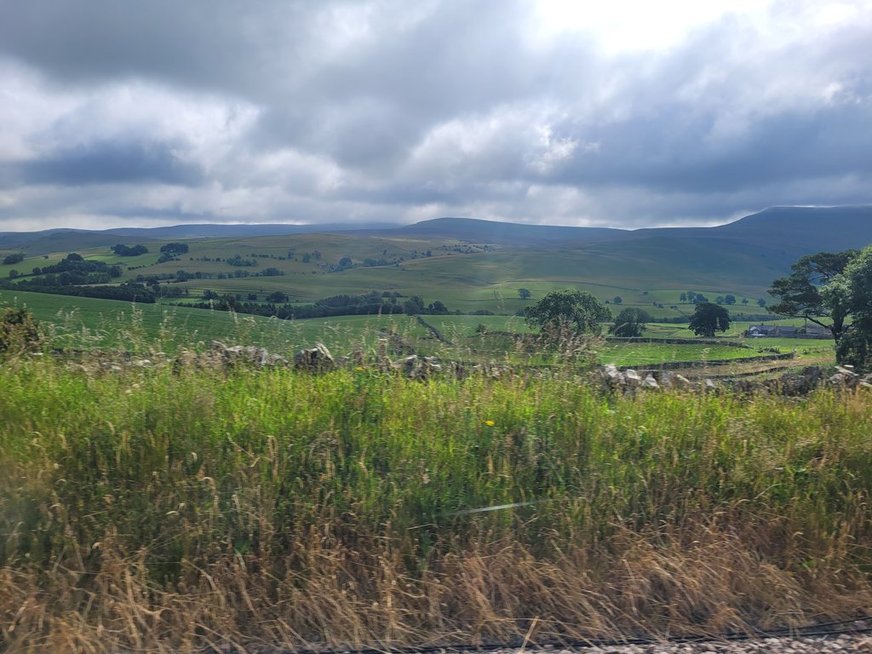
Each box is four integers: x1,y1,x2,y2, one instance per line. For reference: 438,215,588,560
525,289,611,335
827,245,872,369
768,250,858,342
688,302,731,338
609,308,653,337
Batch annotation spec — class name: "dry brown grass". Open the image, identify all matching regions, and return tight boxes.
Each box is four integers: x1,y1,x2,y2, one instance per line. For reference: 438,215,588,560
2,520,870,653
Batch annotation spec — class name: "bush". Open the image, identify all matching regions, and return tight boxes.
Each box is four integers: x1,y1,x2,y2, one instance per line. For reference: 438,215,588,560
159,242,189,254
0,307,41,356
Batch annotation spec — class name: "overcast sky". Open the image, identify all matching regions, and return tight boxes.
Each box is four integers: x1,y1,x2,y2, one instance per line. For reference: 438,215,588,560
1,0,872,232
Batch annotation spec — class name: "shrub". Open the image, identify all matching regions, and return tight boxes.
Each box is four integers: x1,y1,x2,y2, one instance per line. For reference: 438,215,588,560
0,307,41,356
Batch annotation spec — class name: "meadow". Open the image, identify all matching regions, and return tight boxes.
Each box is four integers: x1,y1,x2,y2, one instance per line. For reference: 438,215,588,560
2,289,832,375
1,354,870,652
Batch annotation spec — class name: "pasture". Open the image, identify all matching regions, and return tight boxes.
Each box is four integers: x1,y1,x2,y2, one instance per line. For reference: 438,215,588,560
1,289,836,372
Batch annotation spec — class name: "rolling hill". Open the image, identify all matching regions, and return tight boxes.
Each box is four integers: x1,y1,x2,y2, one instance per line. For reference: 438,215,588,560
2,206,872,317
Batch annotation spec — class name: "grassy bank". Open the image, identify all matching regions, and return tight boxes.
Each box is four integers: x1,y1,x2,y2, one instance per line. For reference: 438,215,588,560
1,356,870,652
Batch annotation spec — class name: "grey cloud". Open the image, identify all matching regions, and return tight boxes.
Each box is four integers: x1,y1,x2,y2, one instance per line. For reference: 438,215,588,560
548,101,872,193
1,1,872,231
17,139,203,186
0,1,309,96
247,1,595,168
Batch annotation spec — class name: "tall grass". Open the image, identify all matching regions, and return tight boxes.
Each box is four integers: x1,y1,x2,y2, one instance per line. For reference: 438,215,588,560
1,356,870,652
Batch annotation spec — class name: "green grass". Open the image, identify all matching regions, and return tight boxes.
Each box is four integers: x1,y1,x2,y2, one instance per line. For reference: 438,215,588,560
0,289,418,354
598,342,761,367
3,290,835,371
1,357,870,650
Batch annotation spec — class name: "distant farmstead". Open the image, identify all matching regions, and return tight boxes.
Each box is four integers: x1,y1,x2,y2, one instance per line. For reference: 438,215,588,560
746,324,830,339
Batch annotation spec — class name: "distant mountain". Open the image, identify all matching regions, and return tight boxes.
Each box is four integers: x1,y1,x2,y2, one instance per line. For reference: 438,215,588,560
380,206,872,295
0,222,396,254
390,216,628,245
712,206,872,253
398,207,872,254
104,222,396,239
4,207,871,254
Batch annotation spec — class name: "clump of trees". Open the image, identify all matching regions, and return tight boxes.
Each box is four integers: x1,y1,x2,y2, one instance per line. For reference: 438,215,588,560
3,253,24,265
157,242,189,263
680,291,710,304
186,290,427,320
399,295,450,315
11,282,156,303
111,244,149,257
226,255,257,267
266,291,289,303
15,253,122,286
160,242,189,255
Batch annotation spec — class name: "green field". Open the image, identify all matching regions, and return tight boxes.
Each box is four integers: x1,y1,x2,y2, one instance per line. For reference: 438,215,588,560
1,289,836,371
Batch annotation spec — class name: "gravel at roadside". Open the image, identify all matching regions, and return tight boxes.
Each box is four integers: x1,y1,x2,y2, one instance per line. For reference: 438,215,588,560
487,634,872,653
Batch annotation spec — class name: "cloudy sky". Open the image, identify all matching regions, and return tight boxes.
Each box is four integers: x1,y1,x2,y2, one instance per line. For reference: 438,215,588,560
1,0,872,232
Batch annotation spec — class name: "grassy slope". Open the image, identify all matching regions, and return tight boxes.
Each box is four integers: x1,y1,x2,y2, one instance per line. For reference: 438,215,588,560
5,208,872,315
0,225,815,317
0,288,416,353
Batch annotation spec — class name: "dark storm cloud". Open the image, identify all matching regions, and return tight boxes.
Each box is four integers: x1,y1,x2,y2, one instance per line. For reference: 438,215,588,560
547,101,872,193
17,139,203,186
0,0,307,94
0,0,871,230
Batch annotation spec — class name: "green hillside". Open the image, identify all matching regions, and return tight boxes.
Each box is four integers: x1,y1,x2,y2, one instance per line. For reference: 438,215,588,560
3,206,871,320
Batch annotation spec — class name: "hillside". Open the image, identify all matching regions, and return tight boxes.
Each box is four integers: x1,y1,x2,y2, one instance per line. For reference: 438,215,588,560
0,222,388,255
713,205,872,252
389,216,629,245
2,206,872,316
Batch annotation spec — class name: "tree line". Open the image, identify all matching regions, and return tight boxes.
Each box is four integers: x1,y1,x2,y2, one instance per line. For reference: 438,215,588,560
180,291,451,320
